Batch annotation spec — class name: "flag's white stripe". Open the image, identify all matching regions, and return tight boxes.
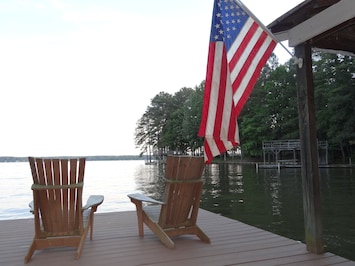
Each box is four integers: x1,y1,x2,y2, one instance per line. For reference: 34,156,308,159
220,68,233,139
233,36,274,105
205,42,224,136
221,141,235,153
207,137,236,158
207,138,220,157
206,43,234,140
204,151,208,162
229,25,263,83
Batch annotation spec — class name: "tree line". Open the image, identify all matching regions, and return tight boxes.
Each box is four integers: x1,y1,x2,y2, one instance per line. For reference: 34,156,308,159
134,52,355,163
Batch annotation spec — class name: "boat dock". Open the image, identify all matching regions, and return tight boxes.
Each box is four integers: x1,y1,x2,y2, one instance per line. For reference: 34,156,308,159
1,208,354,266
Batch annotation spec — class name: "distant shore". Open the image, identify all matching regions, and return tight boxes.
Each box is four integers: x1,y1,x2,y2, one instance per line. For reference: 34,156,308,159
0,155,143,163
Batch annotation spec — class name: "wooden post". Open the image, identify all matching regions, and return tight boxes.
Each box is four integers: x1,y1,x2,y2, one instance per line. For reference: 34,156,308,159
295,43,324,254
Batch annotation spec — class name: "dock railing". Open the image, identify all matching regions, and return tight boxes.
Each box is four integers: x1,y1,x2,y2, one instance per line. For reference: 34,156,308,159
262,139,328,166
263,139,328,151
263,139,301,151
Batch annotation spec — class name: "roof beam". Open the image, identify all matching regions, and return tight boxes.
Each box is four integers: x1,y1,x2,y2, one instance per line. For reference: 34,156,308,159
288,0,354,46
312,0,340,8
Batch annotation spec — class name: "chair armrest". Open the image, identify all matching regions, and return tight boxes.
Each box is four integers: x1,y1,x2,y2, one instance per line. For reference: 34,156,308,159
127,193,164,205
83,195,104,210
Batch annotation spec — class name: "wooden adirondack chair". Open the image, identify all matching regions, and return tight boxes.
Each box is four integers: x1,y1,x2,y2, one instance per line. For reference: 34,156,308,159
128,155,210,248
24,157,104,263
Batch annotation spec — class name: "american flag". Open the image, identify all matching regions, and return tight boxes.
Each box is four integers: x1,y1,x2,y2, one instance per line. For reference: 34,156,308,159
198,0,277,164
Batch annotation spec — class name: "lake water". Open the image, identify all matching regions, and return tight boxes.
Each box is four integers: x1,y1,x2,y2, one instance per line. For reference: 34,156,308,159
0,160,149,220
0,160,354,261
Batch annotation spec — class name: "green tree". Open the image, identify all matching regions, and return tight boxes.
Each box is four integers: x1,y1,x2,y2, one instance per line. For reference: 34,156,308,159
135,52,355,161
313,52,355,161
182,82,205,154
161,86,204,154
160,87,192,153
239,54,298,157
135,92,173,155
135,111,155,155
264,60,298,140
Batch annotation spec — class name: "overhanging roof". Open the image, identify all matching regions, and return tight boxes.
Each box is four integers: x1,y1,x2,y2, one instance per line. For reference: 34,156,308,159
268,0,355,55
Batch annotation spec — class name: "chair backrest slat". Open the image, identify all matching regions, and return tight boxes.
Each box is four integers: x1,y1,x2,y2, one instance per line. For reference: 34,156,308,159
60,159,69,232
52,159,61,231
69,159,77,229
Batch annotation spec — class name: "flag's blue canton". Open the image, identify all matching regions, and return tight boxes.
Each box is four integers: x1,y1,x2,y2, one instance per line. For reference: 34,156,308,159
210,0,249,51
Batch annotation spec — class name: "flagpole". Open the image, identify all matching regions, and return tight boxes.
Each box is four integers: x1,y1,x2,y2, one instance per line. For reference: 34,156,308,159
234,0,302,67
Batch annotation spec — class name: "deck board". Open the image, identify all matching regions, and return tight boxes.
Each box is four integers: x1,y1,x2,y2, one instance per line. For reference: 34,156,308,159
0,209,353,266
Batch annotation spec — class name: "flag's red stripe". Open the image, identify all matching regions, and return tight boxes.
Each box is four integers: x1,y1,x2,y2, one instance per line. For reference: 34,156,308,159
198,43,216,137
204,139,213,164
229,22,258,71
228,105,237,140
231,30,268,95
213,46,228,138
216,139,227,156
234,40,277,116
228,22,259,141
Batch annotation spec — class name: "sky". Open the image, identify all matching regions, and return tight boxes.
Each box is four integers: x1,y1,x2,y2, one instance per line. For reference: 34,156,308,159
0,0,305,157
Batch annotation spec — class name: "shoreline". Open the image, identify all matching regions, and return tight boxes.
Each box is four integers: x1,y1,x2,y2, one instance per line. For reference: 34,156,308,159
2,156,353,169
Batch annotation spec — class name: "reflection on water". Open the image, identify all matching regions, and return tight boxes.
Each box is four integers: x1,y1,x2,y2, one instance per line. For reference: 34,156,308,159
201,164,305,239
199,164,355,262
138,163,355,261
132,163,165,201
0,160,354,261
321,167,355,259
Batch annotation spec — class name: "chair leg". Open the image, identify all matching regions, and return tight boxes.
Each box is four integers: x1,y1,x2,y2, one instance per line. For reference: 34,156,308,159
24,240,36,264
89,211,94,240
76,217,92,260
195,226,211,244
143,215,175,249
149,224,175,249
131,200,144,237
76,229,90,259
75,244,84,260
137,210,144,237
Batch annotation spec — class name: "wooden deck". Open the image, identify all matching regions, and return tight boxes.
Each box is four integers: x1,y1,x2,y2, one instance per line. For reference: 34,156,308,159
1,208,354,266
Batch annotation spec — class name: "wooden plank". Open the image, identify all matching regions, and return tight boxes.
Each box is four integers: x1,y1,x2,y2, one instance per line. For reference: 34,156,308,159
0,209,353,266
